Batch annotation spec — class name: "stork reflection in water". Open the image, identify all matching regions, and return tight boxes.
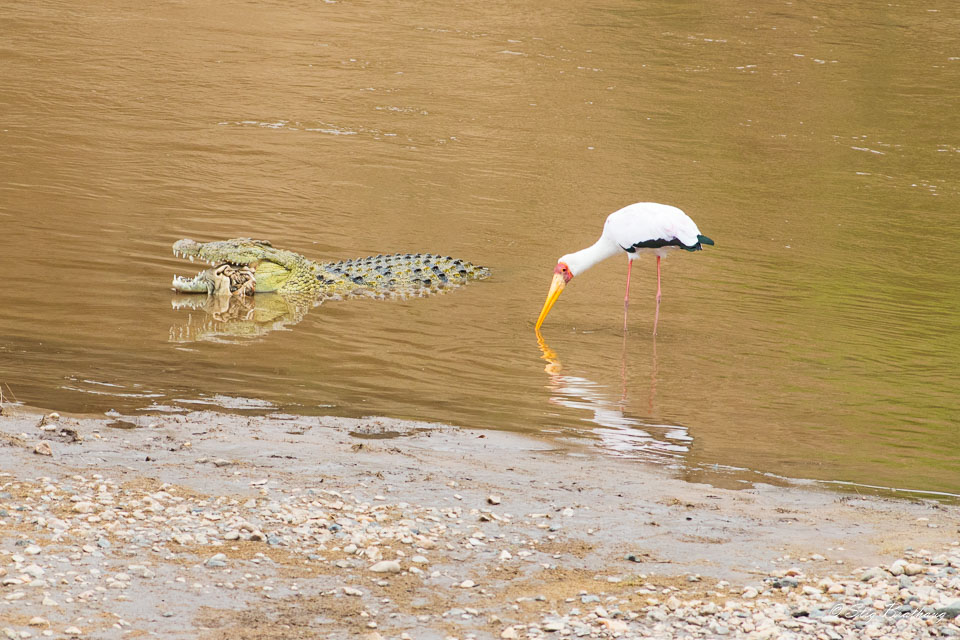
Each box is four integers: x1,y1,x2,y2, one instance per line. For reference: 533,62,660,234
534,330,689,461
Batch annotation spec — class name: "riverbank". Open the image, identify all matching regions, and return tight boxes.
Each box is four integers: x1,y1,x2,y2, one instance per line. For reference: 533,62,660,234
0,405,958,639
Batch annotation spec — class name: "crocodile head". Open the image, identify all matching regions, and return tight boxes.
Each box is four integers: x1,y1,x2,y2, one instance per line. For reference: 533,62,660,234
171,238,313,295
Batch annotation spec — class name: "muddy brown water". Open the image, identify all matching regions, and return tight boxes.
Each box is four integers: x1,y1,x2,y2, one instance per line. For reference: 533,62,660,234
2,0,959,495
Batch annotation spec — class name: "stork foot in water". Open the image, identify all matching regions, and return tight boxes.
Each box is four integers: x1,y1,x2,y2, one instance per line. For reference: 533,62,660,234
535,202,713,334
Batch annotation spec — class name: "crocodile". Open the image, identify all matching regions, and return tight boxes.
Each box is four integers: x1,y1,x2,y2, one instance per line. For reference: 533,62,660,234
171,238,490,299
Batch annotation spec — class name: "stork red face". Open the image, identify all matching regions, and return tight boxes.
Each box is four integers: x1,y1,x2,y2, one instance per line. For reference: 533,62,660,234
535,261,574,330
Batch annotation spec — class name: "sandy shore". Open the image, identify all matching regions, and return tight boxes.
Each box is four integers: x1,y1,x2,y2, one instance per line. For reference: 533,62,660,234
1,405,958,639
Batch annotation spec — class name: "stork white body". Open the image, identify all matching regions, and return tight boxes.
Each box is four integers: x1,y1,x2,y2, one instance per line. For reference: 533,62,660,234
535,202,713,335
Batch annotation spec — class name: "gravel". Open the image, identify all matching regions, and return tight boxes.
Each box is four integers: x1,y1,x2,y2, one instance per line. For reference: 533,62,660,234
1,407,958,639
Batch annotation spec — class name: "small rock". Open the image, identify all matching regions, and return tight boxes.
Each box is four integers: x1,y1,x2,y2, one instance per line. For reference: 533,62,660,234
860,567,884,582
487,495,501,505
172,533,193,545
500,627,519,640
648,609,667,622
343,587,363,596
72,502,96,514
128,565,155,579
742,587,758,598
542,619,565,632
903,563,924,576
459,580,476,588
64,627,82,636
205,553,228,568
27,618,47,627
33,441,53,456
666,596,680,611
369,560,401,574
22,565,44,578
936,601,960,620
598,619,628,632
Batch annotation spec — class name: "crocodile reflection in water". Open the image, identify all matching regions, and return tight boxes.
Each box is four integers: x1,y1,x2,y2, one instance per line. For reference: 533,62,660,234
169,238,490,343
169,291,314,343
535,331,691,461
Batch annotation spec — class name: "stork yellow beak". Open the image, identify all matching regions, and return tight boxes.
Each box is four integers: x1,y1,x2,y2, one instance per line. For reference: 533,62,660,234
535,272,566,331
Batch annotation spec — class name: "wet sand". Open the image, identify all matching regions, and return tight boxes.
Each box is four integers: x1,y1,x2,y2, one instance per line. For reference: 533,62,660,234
1,405,958,639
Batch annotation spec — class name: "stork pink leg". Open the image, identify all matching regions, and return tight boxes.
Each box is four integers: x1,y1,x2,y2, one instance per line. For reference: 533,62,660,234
656,255,662,304
623,258,633,331
652,255,661,336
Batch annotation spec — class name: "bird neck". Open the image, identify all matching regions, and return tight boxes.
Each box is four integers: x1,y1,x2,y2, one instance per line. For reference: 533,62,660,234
561,237,621,276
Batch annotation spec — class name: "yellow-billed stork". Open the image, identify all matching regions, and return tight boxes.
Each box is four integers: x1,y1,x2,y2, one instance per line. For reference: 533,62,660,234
535,202,714,335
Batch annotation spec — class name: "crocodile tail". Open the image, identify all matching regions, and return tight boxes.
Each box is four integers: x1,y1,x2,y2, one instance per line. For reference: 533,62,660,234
321,253,489,293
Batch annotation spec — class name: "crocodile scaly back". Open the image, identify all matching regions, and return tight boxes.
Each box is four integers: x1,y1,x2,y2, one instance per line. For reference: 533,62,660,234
315,253,490,298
